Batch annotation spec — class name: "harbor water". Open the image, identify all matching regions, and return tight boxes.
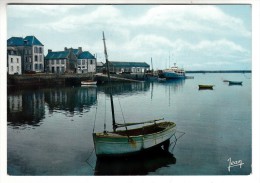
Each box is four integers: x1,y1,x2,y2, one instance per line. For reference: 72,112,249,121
7,73,252,175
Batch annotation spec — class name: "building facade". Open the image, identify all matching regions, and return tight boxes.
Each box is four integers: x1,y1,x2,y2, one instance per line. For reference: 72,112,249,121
7,47,22,75
108,61,150,73
77,51,96,73
45,47,96,74
7,36,44,73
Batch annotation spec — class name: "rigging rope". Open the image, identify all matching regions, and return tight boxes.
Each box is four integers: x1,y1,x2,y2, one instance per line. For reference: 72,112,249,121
117,97,131,140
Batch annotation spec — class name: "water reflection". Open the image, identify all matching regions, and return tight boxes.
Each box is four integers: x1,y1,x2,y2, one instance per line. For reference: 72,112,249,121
7,86,97,127
94,147,176,175
45,87,97,114
98,82,150,96
7,90,45,127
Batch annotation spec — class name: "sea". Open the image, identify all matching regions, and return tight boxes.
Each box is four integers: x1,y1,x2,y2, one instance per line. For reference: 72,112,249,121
7,73,252,175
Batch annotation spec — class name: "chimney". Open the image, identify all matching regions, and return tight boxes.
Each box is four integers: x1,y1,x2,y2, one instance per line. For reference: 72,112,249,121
48,49,52,53
64,47,67,51
78,47,82,53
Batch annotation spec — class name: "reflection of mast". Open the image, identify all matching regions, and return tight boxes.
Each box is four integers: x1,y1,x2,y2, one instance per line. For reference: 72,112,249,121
151,82,154,100
151,57,153,72
102,31,116,132
168,84,171,107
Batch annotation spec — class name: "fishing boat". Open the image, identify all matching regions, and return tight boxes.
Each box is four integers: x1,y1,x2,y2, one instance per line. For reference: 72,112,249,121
92,32,177,157
159,63,185,79
198,85,214,90
228,81,242,85
81,80,97,85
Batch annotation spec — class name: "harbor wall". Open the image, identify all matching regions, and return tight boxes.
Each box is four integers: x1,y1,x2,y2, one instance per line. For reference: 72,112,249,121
7,73,94,87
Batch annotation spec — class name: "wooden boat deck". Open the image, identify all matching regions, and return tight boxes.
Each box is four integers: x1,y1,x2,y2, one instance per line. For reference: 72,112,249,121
115,122,175,136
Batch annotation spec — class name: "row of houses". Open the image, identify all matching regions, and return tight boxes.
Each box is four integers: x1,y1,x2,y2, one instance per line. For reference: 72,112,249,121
7,35,150,75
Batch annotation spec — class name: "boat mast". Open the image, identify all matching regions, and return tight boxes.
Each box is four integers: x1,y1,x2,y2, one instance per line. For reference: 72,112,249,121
102,31,116,132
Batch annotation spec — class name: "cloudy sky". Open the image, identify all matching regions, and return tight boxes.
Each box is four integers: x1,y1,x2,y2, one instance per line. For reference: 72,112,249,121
7,4,252,70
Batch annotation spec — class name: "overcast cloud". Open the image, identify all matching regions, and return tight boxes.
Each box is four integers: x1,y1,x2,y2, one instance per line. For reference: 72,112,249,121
7,4,251,70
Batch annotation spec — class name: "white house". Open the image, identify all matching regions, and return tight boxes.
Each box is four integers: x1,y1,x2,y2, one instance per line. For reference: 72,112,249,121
77,51,96,73
7,47,22,75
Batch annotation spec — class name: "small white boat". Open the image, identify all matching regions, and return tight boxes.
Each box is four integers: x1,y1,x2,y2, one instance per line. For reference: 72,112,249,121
81,80,97,85
93,120,176,157
92,32,177,157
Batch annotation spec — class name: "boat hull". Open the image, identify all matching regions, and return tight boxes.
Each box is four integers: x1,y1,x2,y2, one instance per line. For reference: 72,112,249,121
228,81,242,85
81,81,97,85
198,85,214,90
93,122,176,157
161,72,185,79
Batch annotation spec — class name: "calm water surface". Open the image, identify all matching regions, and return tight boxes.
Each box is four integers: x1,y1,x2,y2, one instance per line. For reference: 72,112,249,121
7,73,252,175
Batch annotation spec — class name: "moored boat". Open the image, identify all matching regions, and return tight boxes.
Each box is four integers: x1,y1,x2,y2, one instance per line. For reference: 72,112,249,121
81,80,97,85
93,121,176,157
92,32,177,157
159,63,185,79
198,85,214,90
228,81,242,85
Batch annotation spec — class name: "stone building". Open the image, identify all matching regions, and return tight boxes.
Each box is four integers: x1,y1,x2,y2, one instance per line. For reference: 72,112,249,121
7,36,44,73
45,47,96,74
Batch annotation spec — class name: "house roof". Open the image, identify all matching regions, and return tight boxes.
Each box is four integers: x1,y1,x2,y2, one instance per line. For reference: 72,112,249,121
78,51,95,59
45,51,70,60
7,37,24,46
109,61,150,68
24,36,44,46
7,36,44,46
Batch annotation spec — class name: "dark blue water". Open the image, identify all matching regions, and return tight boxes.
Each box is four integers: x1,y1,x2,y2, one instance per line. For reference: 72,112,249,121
7,73,251,175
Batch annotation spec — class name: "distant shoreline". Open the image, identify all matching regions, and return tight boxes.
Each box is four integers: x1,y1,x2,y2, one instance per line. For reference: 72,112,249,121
186,70,251,73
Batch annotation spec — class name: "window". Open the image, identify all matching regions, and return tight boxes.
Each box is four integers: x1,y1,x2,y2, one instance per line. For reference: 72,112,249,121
39,55,42,62
39,64,42,70
39,47,42,53
56,60,60,64
17,58,19,63
34,47,38,53
11,66,13,71
61,59,65,64
11,58,13,63
82,60,85,65
17,66,19,72
51,60,54,65
78,60,81,65
35,55,38,61
90,60,93,64
35,64,38,70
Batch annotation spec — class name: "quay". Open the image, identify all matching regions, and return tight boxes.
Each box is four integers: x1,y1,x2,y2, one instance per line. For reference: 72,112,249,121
7,73,94,87
7,72,144,87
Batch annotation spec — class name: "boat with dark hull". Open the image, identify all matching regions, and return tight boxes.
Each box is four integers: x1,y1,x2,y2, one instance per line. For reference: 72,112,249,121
198,85,214,90
228,81,242,85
